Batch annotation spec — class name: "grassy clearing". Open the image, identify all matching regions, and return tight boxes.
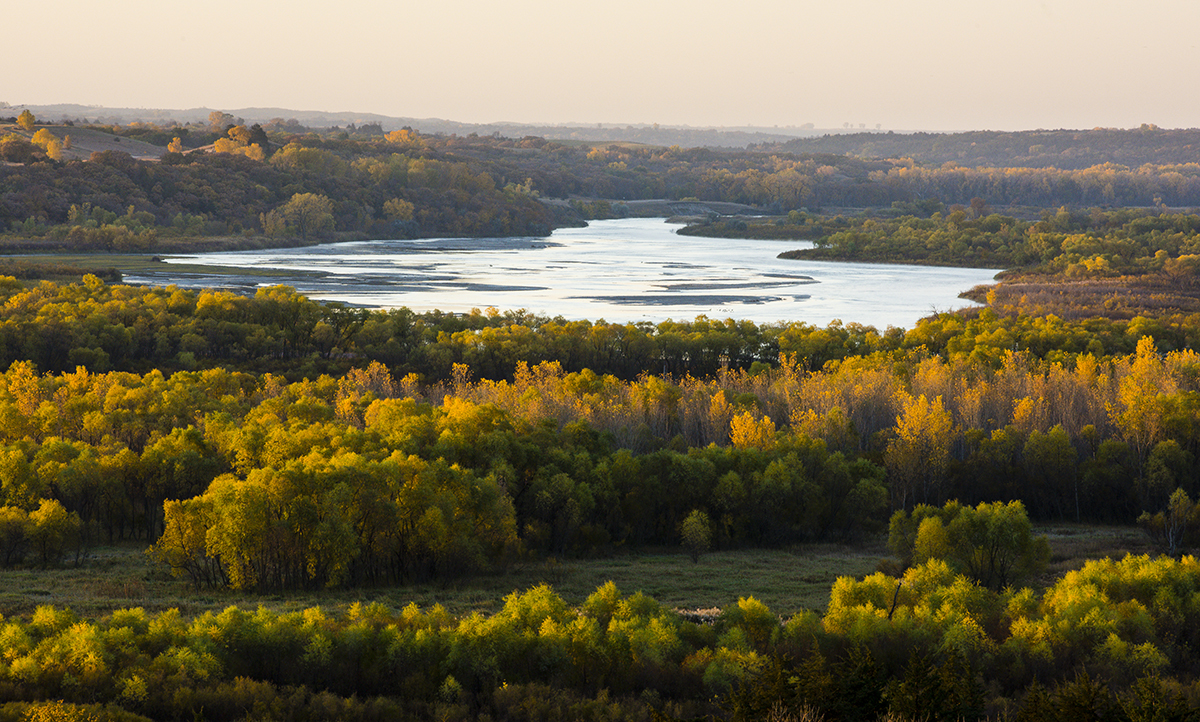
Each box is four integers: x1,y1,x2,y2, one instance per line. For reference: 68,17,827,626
0,524,1154,622
1036,522,1156,581
0,542,887,621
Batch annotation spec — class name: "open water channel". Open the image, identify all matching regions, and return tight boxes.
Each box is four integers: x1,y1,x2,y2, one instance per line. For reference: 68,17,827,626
134,218,1001,330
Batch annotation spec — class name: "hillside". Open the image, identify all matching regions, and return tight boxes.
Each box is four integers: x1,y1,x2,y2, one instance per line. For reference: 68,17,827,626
762,126,1200,169
0,123,165,161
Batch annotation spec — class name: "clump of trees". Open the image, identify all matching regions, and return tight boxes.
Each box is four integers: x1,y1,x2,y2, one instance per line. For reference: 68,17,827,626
1,555,1200,720
888,500,1050,590
1138,488,1200,557
0,500,83,567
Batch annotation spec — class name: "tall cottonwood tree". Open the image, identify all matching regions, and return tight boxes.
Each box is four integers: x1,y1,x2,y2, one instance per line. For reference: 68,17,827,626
885,394,954,510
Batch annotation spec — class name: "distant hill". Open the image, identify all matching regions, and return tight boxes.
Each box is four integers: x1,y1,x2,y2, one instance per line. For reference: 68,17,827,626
761,127,1200,168
1,103,875,149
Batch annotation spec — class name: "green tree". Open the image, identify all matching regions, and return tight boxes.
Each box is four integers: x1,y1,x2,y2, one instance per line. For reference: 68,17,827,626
1023,425,1079,520
1138,487,1200,557
0,505,31,567
894,499,1049,590
679,509,712,563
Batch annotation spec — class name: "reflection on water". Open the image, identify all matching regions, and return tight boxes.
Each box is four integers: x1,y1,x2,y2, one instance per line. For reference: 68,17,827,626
133,218,999,329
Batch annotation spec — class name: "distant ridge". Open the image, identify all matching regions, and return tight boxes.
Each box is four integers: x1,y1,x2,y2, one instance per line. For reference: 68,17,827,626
0,103,889,149
758,127,1200,169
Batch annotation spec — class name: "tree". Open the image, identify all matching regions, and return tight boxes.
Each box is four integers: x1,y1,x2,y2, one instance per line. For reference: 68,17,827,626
29,129,62,161
897,499,1049,590
208,110,235,132
0,506,31,567
383,197,415,221
16,109,35,131
280,193,335,240
28,499,82,566
679,509,712,562
31,128,55,148
729,411,776,450
1138,487,1200,557
1023,425,1079,520
167,137,183,153
885,395,954,510
1111,337,1174,466
248,123,269,150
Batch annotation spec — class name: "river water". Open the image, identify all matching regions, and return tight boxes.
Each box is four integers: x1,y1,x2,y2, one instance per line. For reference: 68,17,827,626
140,218,999,330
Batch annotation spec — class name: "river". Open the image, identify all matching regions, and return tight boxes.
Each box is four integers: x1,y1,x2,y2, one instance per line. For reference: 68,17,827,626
135,218,1000,330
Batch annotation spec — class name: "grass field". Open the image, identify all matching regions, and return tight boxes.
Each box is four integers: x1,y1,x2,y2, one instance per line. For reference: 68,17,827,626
0,524,1157,622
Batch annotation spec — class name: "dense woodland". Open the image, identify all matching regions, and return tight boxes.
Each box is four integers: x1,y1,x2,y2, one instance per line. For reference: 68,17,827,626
2,275,1200,569
5,120,1200,253
688,206,1200,276
4,114,1200,719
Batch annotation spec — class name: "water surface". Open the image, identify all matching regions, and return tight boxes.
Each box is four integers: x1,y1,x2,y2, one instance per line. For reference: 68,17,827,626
137,218,999,329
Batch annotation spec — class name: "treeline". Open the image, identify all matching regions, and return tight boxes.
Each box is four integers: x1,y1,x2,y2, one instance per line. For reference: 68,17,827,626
765,207,1200,277
445,135,1200,209
5,327,1200,581
7,274,1200,383
764,125,1200,170
1,553,1199,721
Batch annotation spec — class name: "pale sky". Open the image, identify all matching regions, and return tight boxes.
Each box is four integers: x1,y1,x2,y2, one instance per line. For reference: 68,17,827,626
9,0,1198,131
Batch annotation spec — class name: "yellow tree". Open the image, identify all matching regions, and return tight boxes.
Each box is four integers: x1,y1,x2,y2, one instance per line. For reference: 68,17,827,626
31,128,55,148
383,197,414,221
885,394,954,510
16,109,35,131
279,193,335,239
1111,336,1175,466
729,410,776,450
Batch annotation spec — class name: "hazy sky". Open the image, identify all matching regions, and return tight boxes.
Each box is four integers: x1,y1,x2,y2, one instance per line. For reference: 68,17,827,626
9,0,1198,130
